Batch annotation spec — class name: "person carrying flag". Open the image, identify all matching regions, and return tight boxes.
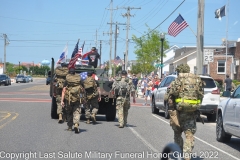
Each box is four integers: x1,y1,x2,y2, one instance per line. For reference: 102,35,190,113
87,47,100,68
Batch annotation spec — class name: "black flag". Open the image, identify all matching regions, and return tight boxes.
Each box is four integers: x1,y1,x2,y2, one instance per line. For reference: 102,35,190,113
215,5,226,20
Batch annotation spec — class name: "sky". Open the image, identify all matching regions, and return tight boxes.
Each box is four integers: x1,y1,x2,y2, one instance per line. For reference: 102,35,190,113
0,0,239,66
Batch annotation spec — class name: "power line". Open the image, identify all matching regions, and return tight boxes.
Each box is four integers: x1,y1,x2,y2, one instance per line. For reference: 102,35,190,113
141,0,186,37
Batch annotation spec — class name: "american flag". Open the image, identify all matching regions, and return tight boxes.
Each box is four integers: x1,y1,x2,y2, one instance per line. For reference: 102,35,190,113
80,72,98,81
80,72,88,81
68,48,82,69
114,56,122,65
168,14,188,37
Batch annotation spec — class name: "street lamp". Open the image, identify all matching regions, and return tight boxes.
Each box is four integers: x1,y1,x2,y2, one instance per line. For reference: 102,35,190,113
160,33,165,79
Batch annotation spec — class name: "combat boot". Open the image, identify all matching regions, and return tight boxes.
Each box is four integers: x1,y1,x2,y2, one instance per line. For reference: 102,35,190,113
91,114,96,124
58,114,63,123
86,119,90,124
74,123,79,133
119,124,124,128
67,126,72,131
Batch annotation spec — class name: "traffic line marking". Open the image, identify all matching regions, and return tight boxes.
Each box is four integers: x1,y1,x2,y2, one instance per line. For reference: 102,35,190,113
152,114,240,160
0,98,51,103
127,124,160,153
0,111,19,130
0,112,11,123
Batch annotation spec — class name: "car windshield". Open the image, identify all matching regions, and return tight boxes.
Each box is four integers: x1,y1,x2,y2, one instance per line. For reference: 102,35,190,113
0,75,6,78
17,75,24,78
201,78,216,88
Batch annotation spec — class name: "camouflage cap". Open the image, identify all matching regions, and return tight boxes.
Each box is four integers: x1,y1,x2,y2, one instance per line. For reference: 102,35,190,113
121,70,127,75
176,64,190,73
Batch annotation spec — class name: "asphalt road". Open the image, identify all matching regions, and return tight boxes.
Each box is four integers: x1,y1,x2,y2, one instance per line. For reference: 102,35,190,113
0,78,239,160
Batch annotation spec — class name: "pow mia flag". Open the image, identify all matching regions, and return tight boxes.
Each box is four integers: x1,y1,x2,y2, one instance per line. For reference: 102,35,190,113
215,5,226,20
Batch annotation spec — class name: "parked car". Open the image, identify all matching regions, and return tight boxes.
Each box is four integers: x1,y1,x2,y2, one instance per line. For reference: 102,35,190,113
46,77,51,85
0,74,11,86
24,76,30,83
216,87,240,142
151,74,220,122
16,75,29,83
27,75,33,82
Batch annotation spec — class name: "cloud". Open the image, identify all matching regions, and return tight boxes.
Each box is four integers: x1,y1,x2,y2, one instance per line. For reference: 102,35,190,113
233,21,238,25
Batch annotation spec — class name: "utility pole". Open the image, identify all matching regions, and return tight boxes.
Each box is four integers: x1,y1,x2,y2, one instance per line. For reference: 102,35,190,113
105,0,117,76
107,22,125,76
99,40,102,68
95,29,98,48
196,0,205,74
3,34,9,73
121,6,141,71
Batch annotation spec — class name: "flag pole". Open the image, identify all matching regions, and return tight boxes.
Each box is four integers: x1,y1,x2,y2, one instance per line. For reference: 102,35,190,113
66,42,68,62
188,26,197,38
225,0,229,79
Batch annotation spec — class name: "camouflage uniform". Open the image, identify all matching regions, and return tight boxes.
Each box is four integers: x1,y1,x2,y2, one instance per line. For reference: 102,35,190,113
168,64,204,160
112,71,135,128
65,102,81,129
62,69,84,133
83,73,100,124
54,64,68,123
84,97,99,121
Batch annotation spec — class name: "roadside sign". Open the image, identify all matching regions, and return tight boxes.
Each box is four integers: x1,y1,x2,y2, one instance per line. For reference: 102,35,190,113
204,49,214,63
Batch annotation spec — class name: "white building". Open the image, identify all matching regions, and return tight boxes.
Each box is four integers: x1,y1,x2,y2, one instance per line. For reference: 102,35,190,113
157,45,179,76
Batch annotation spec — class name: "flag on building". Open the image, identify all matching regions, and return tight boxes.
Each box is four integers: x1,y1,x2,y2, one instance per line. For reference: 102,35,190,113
68,40,82,69
56,44,68,64
215,5,226,20
168,14,188,37
114,56,122,65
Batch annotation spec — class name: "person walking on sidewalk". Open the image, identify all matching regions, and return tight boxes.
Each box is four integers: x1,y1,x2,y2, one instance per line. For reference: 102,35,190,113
143,77,153,106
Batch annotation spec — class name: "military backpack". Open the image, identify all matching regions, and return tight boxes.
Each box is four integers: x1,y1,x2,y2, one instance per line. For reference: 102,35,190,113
113,77,130,97
171,73,204,112
55,67,68,89
64,74,84,104
83,76,98,100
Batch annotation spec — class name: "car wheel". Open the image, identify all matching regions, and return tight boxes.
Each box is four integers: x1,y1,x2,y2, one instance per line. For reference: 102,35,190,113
151,97,159,114
216,113,231,142
207,114,216,122
164,103,170,119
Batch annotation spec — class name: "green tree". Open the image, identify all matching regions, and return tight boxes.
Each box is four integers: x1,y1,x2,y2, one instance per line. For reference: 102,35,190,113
132,27,169,74
6,62,15,75
131,63,142,75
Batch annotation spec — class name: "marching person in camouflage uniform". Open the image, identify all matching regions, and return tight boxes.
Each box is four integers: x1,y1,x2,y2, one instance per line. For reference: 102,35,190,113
112,70,135,128
83,71,101,124
53,63,68,123
61,68,84,134
167,64,204,160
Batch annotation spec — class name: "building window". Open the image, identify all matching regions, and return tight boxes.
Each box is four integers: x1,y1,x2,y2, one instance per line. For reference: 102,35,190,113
217,60,225,74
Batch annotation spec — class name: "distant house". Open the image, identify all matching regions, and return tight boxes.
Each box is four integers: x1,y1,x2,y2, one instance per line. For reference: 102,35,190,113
161,45,179,75
167,38,240,81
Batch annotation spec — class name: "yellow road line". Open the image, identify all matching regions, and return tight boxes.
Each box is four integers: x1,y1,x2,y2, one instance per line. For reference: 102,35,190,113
0,112,19,130
0,112,11,122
